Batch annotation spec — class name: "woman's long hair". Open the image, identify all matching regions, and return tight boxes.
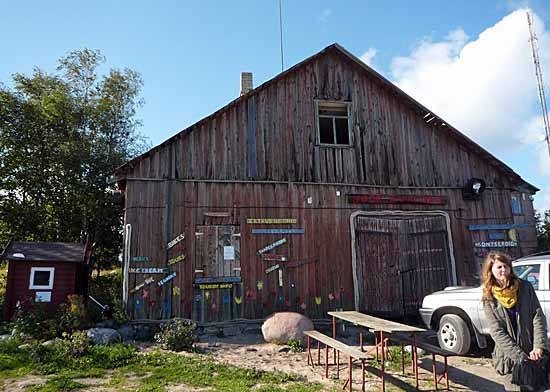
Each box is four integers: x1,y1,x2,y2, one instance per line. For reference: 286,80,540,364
481,252,517,303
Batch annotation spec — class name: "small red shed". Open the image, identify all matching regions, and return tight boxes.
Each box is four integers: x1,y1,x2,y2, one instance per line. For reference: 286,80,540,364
1,241,91,321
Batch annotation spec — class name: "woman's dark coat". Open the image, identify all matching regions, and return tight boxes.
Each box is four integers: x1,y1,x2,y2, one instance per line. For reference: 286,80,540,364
483,279,548,375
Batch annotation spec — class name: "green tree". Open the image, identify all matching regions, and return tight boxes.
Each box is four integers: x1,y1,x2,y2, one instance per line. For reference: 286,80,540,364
536,209,550,252
0,49,149,273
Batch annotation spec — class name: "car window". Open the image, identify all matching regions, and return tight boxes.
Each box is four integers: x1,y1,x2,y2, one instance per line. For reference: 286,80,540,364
513,264,540,290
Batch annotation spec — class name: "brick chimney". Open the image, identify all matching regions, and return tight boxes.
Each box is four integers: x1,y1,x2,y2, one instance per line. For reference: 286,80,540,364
240,72,253,95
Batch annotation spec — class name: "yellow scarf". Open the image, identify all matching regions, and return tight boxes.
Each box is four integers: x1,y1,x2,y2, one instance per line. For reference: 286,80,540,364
492,280,519,309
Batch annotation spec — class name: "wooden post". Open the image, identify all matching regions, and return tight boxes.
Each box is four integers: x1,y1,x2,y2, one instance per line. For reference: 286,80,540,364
432,353,437,390
307,336,311,365
445,356,449,391
349,356,353,392
325,344,329,378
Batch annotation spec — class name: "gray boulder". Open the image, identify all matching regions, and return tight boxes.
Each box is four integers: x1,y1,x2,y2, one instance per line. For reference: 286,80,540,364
0,334,11,342
261,312,313,344
116,325,134,342
87,328,122,345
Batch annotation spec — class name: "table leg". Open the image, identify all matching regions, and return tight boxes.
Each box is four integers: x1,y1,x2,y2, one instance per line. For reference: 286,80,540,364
445,356,449,391
325,344,329,378
349,356,353,392
317,341,320,365
337,351,340,379
380,331,385,392
401,342,405,374
307,336,311,366
432,353,437,390
361,359,365,392
333,316,337,363
360,326,364,352
375,333,379,361
413,334,419,389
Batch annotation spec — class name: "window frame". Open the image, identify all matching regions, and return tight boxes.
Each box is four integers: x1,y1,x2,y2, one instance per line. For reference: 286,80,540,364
315,100,353,147
29,267,55,290
511,193,523,215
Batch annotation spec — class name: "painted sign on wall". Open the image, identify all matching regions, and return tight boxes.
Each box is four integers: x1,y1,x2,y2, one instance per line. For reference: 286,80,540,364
130,277,155,293
265,264,280,274
257,238,287,255
348,194,447,205
247,218,297,224
167,233,185,249
474,241,518,248
261,254,287,262
468,223,530,231
132,256,150,262
158,272,177,287
252,228,304,235
198,283,233,290
167,254,185,265
195,276,241,284
129,267,168,274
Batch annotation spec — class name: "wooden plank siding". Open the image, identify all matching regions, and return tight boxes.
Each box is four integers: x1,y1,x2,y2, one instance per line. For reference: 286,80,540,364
120,49,525,191
122,180,536,320
116,45,538,321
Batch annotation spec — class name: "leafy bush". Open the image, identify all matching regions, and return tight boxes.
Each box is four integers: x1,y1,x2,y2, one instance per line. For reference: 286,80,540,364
12,301,58,341
287,338,303,353
57,295,90,333
56,331,91,358
87,344,137,368
88,268,128,325
154,319,198,352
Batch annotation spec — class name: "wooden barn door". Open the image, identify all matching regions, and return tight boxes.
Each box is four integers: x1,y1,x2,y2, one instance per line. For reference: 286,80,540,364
399,217,452,319
355,218,402,317
193,225,242,322
354,215,452,319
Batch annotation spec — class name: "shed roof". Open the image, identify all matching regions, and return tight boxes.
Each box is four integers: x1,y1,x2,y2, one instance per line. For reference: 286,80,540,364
0,241,87,263
113,43,538,193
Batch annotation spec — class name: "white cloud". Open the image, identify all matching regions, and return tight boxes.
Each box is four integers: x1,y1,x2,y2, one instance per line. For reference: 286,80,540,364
319,9,332,24
389,8,550,209
360,47,378,66
535,186,550,211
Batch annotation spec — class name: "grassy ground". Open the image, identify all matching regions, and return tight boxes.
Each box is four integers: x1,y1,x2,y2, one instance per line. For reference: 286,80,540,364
0,341,331,392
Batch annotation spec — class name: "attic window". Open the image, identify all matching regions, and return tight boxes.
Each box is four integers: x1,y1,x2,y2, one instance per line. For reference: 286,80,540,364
316,101,352,146
511,194,523,215
29,267,55,290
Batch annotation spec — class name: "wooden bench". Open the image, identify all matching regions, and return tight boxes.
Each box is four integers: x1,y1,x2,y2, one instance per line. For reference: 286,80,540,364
391,332,456,391
304,330,373,392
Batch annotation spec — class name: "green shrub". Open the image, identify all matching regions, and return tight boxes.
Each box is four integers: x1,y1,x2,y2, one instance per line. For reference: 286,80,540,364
12,302,57,340
87,344,137,368
56,331,91,358
88,268,128,325
287,338,303,353
154,319,197,352
56,295,90,333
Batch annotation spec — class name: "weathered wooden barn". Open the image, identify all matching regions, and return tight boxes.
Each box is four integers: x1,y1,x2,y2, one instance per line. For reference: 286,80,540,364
113,44,538,322
2,241,91,320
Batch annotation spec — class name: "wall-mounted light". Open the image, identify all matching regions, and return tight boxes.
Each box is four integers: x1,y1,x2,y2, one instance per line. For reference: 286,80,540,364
463,178,486,200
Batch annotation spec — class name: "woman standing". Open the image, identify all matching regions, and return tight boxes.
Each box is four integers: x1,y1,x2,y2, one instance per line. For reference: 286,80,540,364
482,252,548,391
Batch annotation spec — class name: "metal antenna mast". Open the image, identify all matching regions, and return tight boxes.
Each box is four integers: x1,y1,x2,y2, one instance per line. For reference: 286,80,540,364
279,0,284,72
527,11,550,159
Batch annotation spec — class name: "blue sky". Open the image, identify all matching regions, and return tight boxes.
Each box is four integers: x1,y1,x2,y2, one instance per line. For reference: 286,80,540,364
1,0,549,210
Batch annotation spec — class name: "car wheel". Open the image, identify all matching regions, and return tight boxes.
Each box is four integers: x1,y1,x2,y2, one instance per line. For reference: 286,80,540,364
437,314,471,355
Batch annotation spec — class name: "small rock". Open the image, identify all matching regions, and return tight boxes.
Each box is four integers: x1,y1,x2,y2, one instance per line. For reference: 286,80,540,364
207,341,220,347
404,345,426,356
278,346,291,353
41,339,56,347
18,343,31,350
87,328,122,345
246,347,258,352
0,334,11,342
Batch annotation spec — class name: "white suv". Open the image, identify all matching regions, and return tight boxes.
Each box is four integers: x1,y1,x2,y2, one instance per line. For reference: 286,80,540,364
420,253,550,355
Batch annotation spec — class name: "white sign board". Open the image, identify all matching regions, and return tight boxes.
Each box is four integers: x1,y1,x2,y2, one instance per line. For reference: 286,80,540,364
223,246,235,260
35,291,51,302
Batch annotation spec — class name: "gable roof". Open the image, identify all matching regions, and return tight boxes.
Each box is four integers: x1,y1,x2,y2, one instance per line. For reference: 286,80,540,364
0,241,87,263
114,43,537,193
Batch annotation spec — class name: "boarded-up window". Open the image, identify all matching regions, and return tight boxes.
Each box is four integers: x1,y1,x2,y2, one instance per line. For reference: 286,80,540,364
317,101,351,145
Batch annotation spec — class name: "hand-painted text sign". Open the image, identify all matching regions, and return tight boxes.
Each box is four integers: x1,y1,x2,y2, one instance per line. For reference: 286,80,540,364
132,256,150,262
195,276,241,284
199,283,233,290
474,241,518,248
167,254,185,265
247,218,297,224
261,254,287,262
252,228,304,235
130,277,155,293
468,223,530,231
129,267,168,274
265,264,280,274
348,194,446,205
157,272,177,286
167,233,185,249
257,238,287,255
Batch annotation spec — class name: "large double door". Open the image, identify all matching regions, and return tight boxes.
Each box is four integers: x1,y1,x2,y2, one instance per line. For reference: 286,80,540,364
354,215,454,319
